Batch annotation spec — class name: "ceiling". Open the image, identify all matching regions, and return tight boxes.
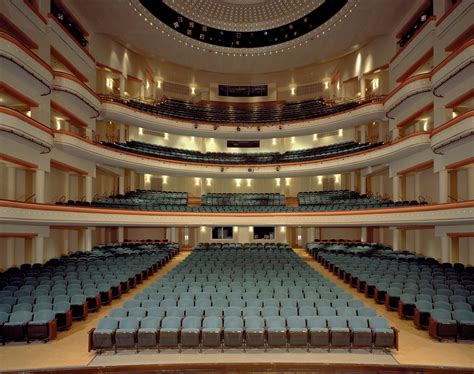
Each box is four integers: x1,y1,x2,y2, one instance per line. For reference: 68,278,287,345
68,0,415,74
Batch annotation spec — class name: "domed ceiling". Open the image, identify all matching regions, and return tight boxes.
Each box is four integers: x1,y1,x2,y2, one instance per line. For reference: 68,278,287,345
68,0,415,74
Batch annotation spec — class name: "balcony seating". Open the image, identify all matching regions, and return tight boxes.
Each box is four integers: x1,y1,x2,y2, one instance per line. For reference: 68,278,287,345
311,243,474,341
104,140,382,165
90,191,188,211
89,244,398,352
0,243,178,344
100,95,381,124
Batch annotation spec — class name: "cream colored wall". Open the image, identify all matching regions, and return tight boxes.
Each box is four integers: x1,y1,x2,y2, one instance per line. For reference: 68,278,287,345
196,226,288,244
125,228,167,241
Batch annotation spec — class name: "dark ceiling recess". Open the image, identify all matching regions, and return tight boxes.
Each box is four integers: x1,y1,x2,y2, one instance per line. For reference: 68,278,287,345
139,0,348,49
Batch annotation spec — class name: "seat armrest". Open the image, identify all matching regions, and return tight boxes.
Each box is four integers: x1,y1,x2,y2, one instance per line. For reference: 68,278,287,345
88,328,95,351
391,327,399,350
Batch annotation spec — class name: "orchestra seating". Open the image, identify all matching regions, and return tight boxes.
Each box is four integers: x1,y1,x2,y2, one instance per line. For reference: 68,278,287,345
89,243,398,352
104,140,382,165
309,243,474,341
100,95,381,124
0,243,178,344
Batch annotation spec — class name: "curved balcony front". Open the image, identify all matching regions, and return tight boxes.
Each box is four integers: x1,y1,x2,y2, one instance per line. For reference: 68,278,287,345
54,131,431,178
0,106,54,153
430,110,474,153
100,99,385,139
0,32,53,95
0,199,472,228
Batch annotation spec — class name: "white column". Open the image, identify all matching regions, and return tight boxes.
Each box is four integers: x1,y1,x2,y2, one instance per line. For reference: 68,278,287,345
415,230,422,255
392,127,400,140
64,172,70,201
360,125,367,143
165,228,172,241
117,227,124,243
361,227,368,242
138,173,145,190
360,170,367,195
378,175,384,197
278,138,285,154
35,169,45,204
63,230,70,254
392,228,400,251
414,172,421,201
201,177,207,196
119,75,126,95
279,178,285,195
440,236,451,263
6,238,15,268
85,175,93,202
129,170,136,192
119,123,126,142
308,227,316,243
118,175,125,195
85,128,93,140
379,227,385,244
184,227,190,247
171,227,177,243
360,78,366,99
467,167,474,200
350,171,356,191
83,228,92,251
144,174,151,190
392,175,400,202
439,168,449,203
7,166,16,200
34,236,44,264
297,227,302,247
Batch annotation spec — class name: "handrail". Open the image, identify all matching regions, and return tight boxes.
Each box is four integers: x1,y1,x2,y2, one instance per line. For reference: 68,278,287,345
25,194,36,202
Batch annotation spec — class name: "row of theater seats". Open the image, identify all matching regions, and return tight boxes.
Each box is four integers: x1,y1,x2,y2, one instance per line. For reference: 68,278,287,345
307,243,474,341
100,95,377,124
59,190,423,213
104,140,381,165
89,244,398,352
0,243,178,344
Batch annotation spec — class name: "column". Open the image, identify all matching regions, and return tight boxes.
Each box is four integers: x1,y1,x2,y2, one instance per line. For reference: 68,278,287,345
414,172,421,201
34,236,44,264
279,178,285,195
85,127,93,140
200,177,207,196
392,227,400,251
184,227,190,247
308,227,316,243
171,227,177,243
85,175,93,203
63,230,70,254
138,173,145,190
83,228,92,251
35,169,45,204
360,78,366,99
360,125,367,143
360,170,367,195
392,127,400,140
119,123,126,142
440,236,451,263
278,138,285,154
165,228,172,242
144,174,151,190
119,75,126,95
64,172,70,201
439,168,449,203
117,227,124,243
350,171,356,191
415,229,422,255
392,175,400,202
129,170,136,192
378,175,384,198
118,175,125,195
297,227,302,247
7,166,16,200
6,238,15,268
379,227,384,244
467,167,474,200
361,227,368,242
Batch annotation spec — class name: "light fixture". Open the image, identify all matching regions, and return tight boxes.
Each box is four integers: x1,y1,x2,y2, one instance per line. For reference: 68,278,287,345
145,174,152,183
317,176,323,185
162,175,167,184
191,136,195,142
285,178,290,186
290,87,296,95
291,136,295,143
200,226,206,232
233,226,238,232
371,78,379,90
324,81,329,89
246,179,251,187
195,177,200,186
313,134,318,141
249,226,253,232
184,234,189,241
138,127,143,135
338,129,343,136
164,133,169,140
272,138,277,145
106,77,114,89
146,81,150,89
56,119,61,130
280,226,286,232
334,174,340,183
190,86,196,95
336,82,340,90
206,178,212,186
235,179,241,187
452,112,457,118
297,234,302,241
423,120,429,131
26,110,31,117
157,81,162,88
275,178,281,187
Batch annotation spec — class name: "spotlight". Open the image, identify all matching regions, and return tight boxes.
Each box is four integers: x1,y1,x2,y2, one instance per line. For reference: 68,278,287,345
279,125,282,130
237,127,241,132
214,125,218,130
220,167,224,172
194,124,198,129
276,166,280,172
257,126,261,131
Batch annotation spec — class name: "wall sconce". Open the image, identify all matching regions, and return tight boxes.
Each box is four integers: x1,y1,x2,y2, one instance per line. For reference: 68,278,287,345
106,77,114,89
235,179,241,187
246,179,252,187
190,86,196,95
275,178,281,187
145,174,152,183
336,82,340,90
280,226,286,232
272,138,277,145
291,136,295,143
338,129,343,136
184,234,189,241
313,134,318,141
146,81,150,89
56,119,61,130
200,226,206,232
297,234,302,241
161,175,167,184
334,174,340,183
195,177,200,186
290,87,296,95
324,81,329,90
157,81,162,88
164,133,169,140
206,178,212,186
138,127,143,135
285,178,290,186
371,78,379,90
26,110,31,117
317,176,323,185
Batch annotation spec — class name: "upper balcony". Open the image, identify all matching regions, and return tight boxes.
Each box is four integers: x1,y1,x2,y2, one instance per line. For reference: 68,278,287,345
100,95,385,139
53,130,430,178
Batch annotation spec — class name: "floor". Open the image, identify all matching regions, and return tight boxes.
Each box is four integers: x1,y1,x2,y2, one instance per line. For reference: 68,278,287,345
0,249,473,372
